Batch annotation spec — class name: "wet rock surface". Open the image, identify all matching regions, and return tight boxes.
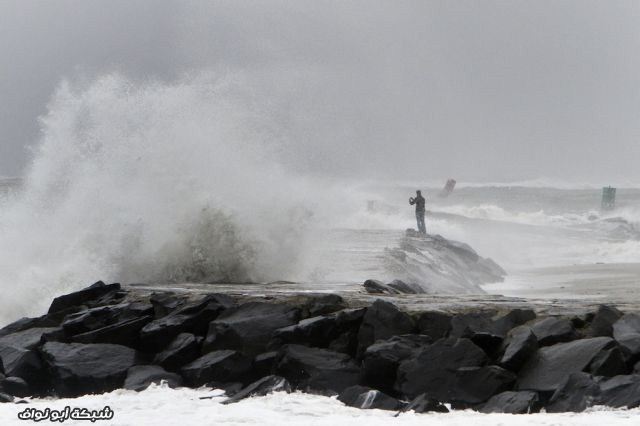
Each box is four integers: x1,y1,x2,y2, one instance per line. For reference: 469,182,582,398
0,282,638,415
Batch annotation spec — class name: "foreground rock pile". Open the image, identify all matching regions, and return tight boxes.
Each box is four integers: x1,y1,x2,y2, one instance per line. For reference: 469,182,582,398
1,281,640,414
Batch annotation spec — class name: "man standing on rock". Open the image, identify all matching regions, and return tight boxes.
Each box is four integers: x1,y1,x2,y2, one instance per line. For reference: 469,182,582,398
409,190,427,234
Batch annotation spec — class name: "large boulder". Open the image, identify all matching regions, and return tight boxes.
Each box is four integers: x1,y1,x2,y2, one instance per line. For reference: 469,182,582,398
0,315,59,338
612,314,640,360
395,337,488,400
140,295,233,351
203,302,300,356
531,317,578,346
499,326,538,372
517,337,614,392
48,282,122,314
72,316,152,347
298,294,346,318
222,375,291,404
399,393,449,413
361,335,431,395
153,333,201,372
180,350,251,387
491,309,536,337
357,300,415,355
415,311,452,340
0,376,29,397
275,344,361,395
449,312,494,338
479,390,541,414
597,374,640,408
0,327,61,350
588,346,627,377
453,365,516,404
123,365,182,391
545,372,600,413
271,315,341,349
40,342,138,397
337,385,403,410
0,345,45,390
588,305,623,337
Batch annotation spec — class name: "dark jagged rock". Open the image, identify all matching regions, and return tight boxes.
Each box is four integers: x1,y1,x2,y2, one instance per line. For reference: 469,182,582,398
73,316,152,347
0,327,61,350
612,314,640,360
588,305,623,337
546,372,600,413
150,293,185,318
399,393,449,413
499,326,538,372
395,337,488,401
203,302,300,356
327,308,366,356
40,342,138,397
362,335,431,395
123,365,183,391
357,300,415,355
222,375,291,404
363,279,399,295
531,317,578,346
180,350,251,387
153,333,201,372
0,316,59,338
141,295,233,351
470,332,504,359
0,345,45,389
299,294,346,318
48,281,121,314
387,279,425,294
271,316,340,349
0,376,29,397
597,374,640,408
415,311,452,340
449,312,494,338
454,366,516,404
480,390,540,414
517,337,614,392
589,346,627,377
62,303,153,338
275,344,361,395
0,392,14,403
252,351,278,378
338,385,403,410
491,309,536,337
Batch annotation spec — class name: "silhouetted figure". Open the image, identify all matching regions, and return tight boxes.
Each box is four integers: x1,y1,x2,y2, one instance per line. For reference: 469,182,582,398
409,190,426,234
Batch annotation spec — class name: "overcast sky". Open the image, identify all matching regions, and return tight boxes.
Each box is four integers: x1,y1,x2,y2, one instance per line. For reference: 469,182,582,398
1,1,640,183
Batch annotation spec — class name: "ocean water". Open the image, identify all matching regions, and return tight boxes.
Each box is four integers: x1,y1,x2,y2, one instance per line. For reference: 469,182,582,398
1,74,639,424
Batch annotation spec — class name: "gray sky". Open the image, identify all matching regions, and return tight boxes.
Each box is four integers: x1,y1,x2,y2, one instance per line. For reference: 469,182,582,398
1,0,640,183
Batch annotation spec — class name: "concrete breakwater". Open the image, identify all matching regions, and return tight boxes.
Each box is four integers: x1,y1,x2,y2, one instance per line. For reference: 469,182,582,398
0,281,639,414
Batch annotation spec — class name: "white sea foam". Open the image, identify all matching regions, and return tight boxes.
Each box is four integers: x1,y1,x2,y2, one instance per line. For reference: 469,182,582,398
0,385,637,426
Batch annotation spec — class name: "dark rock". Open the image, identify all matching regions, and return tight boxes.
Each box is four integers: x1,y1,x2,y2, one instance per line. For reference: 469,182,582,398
153,333,201,372
362,335,431,395
327,308,366,356
271,316,340,349
400,393,449,413
0,392,13,403
0,327,62,350
0,376,29,397
454,366,516,404
208,381,244,396
363,279,397,295
499,326,538,372
470,332,503,359
531,317,578,346
337,385,402,410
517,337,614,392
180,350,251,387
588,305,623,337
300,294,346,318
48,281,121,314
204,302,299,356
546,372,600,413
0,316,58,338
72,316,152,347
40,342,138,397
275,344,361,395
449,312,494,338
123,365,183,391
357,300,415,356
491,309,536,337
141,295,233,351
635,360,640,374
62,303,153,337
597,374,640,408
222,375,291,404
0,345,45,389
395,337,488,400
386,280,424,294
253,351,278,378
415,311,452,340
589,346,627,377
150,293,185,318
613,314,640,360
480,390,540,414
